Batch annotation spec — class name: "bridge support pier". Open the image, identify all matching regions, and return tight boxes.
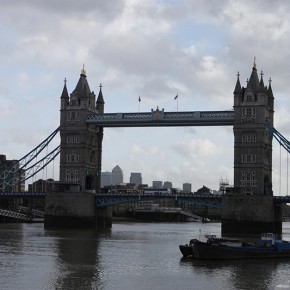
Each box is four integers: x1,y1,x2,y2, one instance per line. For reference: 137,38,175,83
96,206,112,228
221,196,282,237
44,192,112,229
44,192,96,228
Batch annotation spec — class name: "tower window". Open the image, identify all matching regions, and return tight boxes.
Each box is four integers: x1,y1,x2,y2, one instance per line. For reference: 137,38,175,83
241,154,256,163
75,170,79,180
66,154,80,163
253,154,256,163
67,135,79,143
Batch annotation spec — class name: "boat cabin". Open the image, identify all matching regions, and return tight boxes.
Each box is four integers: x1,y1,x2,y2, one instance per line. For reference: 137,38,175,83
259,233,276,247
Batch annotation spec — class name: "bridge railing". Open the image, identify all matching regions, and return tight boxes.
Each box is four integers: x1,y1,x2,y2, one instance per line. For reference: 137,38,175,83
0,208,31,222
0,192,46,198
0,191,288,205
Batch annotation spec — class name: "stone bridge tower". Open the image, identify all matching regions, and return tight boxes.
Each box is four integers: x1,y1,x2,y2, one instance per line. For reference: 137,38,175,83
59,67,104,193
233,60,274,196
222,61,281,235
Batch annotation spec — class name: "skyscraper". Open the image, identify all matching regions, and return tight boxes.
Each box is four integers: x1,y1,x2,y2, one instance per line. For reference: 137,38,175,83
101,171,112,187
111,165,123,185
130,172,142,185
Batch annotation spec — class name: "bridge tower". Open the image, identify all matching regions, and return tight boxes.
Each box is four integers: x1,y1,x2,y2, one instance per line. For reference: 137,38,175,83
233,60,274,196
222,60,281,235
59,67,104,193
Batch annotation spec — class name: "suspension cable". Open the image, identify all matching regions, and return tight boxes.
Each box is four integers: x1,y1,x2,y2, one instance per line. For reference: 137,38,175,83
279,143,282,196
286,152,289,195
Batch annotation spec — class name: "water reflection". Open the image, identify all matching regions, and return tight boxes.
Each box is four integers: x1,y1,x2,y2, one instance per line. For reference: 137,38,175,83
0,224,24,254
44,228,110,290
0,222,290,289
181,258,288,290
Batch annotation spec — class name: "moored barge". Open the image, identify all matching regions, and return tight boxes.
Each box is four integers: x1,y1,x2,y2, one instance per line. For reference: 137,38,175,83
180,233,290,260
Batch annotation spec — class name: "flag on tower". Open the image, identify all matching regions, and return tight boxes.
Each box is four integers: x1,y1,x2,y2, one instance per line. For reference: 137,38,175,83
174,94,178,100
138,96,141,102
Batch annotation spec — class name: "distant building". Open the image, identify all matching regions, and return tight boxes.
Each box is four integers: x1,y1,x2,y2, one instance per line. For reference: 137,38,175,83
130,172,142,185
0,154,24,192
195,185,212,194
112,165,123,185
164,181,172,189
152,181,163,188
183,183,192,193
28,179,55,192
101,171,112,187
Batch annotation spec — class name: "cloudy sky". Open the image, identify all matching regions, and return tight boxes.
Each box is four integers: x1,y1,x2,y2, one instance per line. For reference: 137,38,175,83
1,0,290,194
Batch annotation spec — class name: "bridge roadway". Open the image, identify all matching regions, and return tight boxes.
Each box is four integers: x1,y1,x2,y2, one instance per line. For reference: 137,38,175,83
95,192,222,208
86,110,234,127
1,192,289,208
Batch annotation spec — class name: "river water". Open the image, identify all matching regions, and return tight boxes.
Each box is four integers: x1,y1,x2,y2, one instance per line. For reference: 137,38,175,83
0,222,290,290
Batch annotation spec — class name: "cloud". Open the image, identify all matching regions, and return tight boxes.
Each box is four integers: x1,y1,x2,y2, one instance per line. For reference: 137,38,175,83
0,0,289,193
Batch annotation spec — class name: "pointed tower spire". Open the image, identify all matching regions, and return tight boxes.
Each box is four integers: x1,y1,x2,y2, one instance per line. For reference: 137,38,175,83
234,71,242,93
259,70,265,89
268,77,274,97
60,78,69,99
96,83,105,114
253,56,256,70
72,65,91,99
81,64,86,77
247,57,260,89
60,78,69,109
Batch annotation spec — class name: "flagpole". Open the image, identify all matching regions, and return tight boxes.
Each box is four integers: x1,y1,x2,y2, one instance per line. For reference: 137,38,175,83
174,94,178,112
138,96,141,112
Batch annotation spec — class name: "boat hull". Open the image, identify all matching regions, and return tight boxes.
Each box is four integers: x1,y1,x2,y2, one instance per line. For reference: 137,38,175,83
193,242,290,260
179,244,193,258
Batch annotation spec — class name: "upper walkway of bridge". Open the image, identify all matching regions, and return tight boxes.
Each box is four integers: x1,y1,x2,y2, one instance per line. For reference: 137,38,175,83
86,109,234,127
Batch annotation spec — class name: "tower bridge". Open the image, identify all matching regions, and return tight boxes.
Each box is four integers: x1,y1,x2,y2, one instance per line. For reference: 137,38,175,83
54,60,280,234
1,61,287,235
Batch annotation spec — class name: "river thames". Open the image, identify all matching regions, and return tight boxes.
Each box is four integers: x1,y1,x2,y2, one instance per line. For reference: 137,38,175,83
0,222,290,290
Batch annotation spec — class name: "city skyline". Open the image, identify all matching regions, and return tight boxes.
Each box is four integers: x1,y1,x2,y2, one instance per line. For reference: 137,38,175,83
1,2,290,195
101,164,217,191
